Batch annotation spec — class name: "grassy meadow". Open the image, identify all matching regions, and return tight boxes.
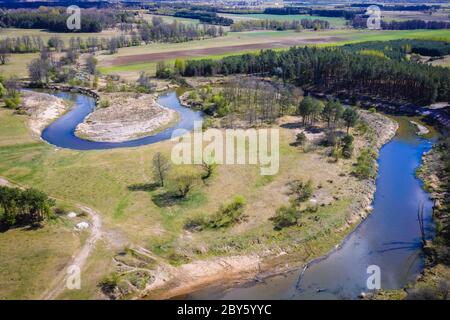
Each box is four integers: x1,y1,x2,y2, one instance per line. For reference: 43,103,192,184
0,96,367,298
219,13,348,28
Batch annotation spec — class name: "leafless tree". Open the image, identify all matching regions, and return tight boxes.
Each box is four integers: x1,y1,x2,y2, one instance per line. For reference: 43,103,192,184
152,152,171,187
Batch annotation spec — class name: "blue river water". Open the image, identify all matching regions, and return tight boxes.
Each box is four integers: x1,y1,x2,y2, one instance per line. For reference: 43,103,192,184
182,119,436,300
40,91,203,150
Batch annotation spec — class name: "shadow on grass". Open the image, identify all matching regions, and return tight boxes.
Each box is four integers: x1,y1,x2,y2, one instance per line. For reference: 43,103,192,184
151,190,207,208
0,221,44,233
127,182,160,192
280,121,302,129
151,191,186,207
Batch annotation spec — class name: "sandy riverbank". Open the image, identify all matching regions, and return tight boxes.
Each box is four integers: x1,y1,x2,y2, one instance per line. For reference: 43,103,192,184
21,91,70,136
75,92,177,143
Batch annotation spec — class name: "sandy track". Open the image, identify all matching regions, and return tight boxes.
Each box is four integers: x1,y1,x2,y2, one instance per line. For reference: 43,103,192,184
41,203,102,300
0,176,102,300
108,36,344,66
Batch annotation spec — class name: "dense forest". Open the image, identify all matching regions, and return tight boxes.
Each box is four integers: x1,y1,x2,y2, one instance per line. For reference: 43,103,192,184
342,40,450,58
350,4,440,11
352,17,450,30
230,19,330,32
173,11,233,26
181,45,450,105
263,7,363,20
0,0,110,9
0,8,133,32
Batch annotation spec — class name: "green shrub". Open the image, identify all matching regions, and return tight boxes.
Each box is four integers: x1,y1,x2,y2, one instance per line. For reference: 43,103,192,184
169,167,200,198
202,116,213,131
288,179,314,204
341,134,354,159
185,195,247,231
99,99,110,108
98,272,120,294
270,204,300,230
353,148,377,179
0,83,6,98
295,132,307,147
4,93,20,109
355,121,370,136
201,160,217,181
188,91,198,100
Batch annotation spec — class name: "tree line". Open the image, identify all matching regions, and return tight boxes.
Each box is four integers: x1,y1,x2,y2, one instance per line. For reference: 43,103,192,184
173,10,233,26
181,46,450,104
350,4,441,11
352,17,450,30
230,19,330,32
262,7,363,20
0,17,223,56
0,35,45,56
0,8,133,32
342,40,450,59
0,186,55,228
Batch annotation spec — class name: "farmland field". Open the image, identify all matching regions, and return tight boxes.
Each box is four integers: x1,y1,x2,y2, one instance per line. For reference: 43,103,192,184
97,29,450,79
219,13,348,28
382,10,450,22
3,29,450,79
141,13,200,25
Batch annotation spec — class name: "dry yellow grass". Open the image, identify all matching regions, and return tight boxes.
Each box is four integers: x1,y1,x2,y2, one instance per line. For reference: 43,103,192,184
0,218,85,299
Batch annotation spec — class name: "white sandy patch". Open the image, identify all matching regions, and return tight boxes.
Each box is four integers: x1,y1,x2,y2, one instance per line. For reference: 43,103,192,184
21,91,69,135
410,120,430,136
293,128,325,142
144,254,261,299
75,93,176,143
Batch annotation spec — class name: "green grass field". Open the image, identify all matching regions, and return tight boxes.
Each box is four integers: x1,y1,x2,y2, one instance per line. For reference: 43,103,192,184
0,28,124,44
220,13,348,28
0,53,38,78
0,98,366,298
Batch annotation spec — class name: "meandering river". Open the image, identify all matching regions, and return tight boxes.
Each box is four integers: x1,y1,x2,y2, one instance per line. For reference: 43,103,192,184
39,90,436,299
41,90,203,150
181,119,436,300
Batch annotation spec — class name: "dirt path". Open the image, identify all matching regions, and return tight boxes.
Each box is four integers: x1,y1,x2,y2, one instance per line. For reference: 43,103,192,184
108,36,345,66
41,203,102,300
0,176,103,300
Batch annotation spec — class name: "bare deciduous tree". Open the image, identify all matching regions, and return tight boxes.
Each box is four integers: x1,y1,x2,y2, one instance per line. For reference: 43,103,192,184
152,152,170,187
